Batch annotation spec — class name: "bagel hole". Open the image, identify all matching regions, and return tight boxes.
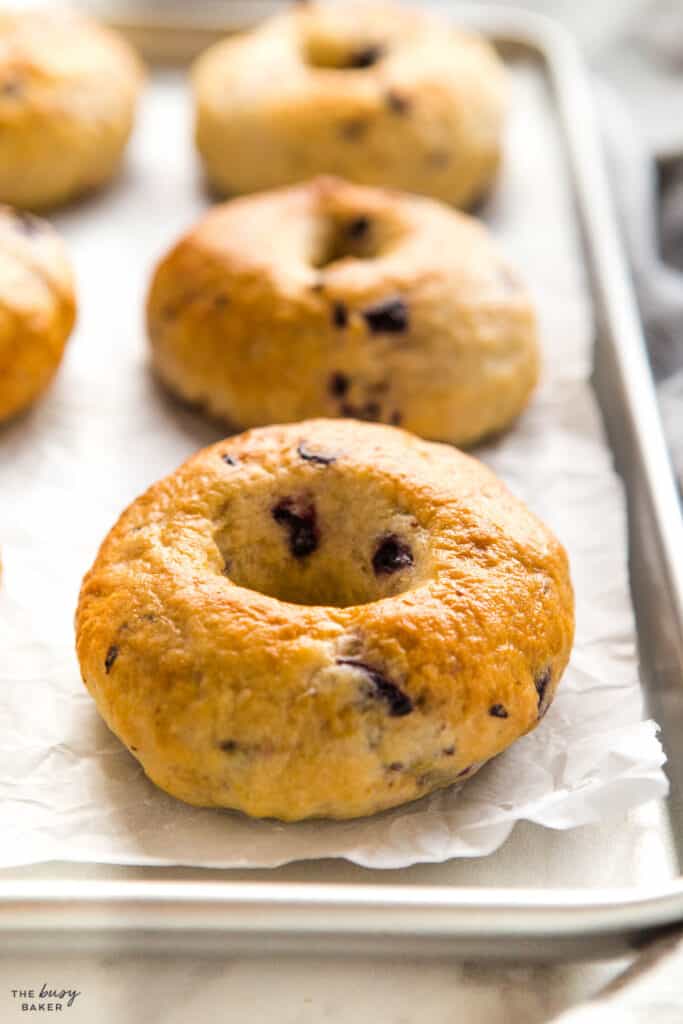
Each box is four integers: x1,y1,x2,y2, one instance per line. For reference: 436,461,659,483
302,35,385,70
214,474,430,607
311,215,397,269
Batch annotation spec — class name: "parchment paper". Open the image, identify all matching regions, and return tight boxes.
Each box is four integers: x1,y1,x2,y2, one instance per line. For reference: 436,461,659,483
0,65,667,869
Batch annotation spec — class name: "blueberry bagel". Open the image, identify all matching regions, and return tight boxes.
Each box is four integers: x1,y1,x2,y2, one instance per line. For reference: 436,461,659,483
193,2,506,207
76,419,574,821
0,206,76,422
147,177,539,447
0,9,143,210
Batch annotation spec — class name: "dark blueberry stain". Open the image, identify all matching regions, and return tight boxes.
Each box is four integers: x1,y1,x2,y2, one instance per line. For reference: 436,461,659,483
160,291,200,323
428,149,450,169
347,44,385,69
221,453,240,466
104,644,119,674
297,442,337,465
489,703,508,719
457,765,473,777
332,302,349,328
340,119,368,141
389,410,403,425
386,89,411,114
372,535,414,575
340,400,382,421
336,658,413,717
535,667,552,712
362,297,409,334
347,216,370,240
329,371,350,397
161,302,178,322
443,745,456,756
1,76,23,99
219,739,238,753
272,497,319,558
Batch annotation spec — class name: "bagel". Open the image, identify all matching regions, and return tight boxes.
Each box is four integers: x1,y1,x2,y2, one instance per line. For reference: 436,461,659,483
0,9,143,210
147,177,539,447
76,419,574,822
0,205,76,422
193,2,506,207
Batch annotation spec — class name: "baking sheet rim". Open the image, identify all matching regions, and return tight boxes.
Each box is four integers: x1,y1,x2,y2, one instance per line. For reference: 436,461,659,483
2,5,682,954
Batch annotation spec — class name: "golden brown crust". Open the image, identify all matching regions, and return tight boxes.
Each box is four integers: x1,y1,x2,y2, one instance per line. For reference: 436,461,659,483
193,2,506,207
148,177,539,447
76,419,574,821
0,206,76,422
0,9,144,210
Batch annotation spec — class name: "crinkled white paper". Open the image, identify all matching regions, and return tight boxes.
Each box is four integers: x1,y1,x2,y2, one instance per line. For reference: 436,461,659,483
0,66,667,869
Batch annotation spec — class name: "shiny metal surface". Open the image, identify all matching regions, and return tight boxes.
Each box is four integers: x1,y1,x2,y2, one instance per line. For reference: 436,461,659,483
2,7,683,959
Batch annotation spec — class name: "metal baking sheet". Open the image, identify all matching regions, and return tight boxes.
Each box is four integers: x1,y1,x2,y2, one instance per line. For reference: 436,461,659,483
2,5,683,960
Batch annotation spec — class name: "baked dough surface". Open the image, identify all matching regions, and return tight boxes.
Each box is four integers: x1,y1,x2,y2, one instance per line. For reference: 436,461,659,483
148,176,539,447
194,2,506,207
0,9,143,210
0,206,76,422
76,419,574,821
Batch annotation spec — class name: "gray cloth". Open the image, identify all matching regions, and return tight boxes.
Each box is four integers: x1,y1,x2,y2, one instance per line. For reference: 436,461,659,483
594,4,683,489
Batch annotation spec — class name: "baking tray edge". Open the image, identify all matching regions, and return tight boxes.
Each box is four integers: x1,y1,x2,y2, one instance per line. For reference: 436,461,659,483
2,5,683,960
